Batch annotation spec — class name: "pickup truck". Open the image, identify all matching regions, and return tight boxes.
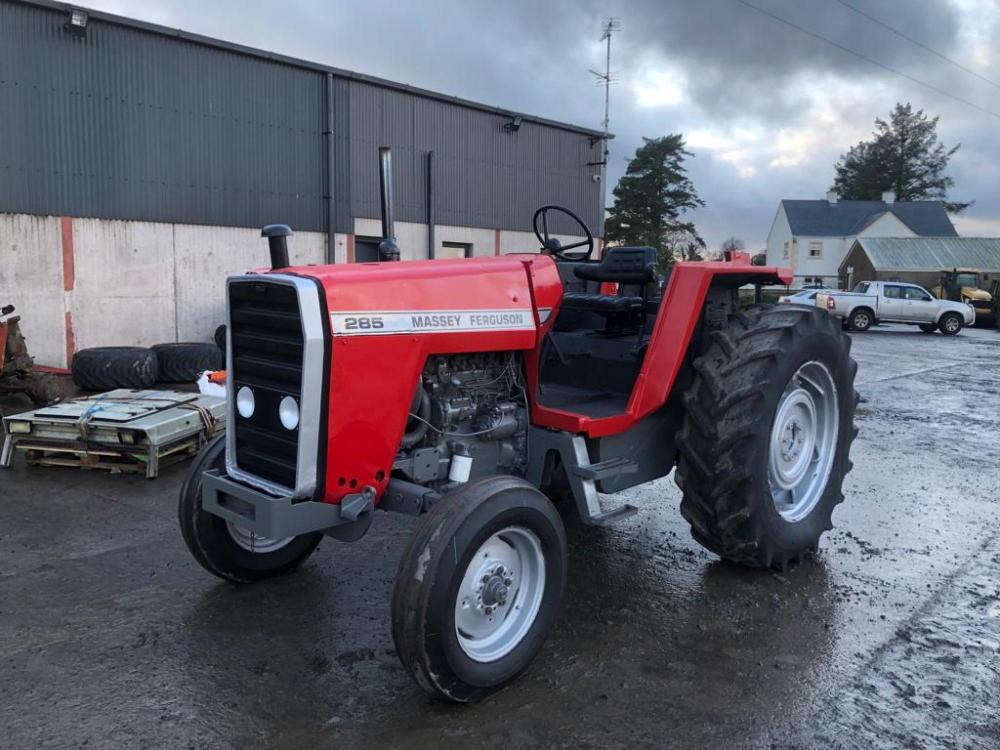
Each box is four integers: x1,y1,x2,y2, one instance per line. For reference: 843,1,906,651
816,281,975,335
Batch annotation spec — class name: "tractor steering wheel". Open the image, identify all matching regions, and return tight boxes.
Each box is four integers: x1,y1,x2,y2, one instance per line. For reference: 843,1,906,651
532,205,595,262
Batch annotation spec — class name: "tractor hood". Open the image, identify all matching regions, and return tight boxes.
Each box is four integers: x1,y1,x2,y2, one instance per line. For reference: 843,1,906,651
962,287,991,302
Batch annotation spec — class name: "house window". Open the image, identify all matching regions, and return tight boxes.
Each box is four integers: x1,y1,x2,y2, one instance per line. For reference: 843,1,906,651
782,241,790,260
808,241,822,258
439,242,472,259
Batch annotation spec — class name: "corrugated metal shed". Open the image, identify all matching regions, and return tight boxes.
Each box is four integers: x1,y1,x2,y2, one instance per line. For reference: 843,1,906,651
846,237,1000,272
0,0,605,235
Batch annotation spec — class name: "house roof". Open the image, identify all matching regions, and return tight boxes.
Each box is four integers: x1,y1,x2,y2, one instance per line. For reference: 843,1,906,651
782,199,957,238
845,237,1000,272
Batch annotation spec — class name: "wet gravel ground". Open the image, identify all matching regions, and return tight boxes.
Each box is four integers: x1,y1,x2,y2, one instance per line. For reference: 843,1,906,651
1,323,999,749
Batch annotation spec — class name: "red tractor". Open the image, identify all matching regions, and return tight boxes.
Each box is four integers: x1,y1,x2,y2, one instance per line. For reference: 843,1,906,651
179,157,857,702
1,304,62,405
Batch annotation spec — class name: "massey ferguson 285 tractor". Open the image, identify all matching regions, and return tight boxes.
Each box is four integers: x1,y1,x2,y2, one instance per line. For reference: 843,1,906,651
179,150,858,702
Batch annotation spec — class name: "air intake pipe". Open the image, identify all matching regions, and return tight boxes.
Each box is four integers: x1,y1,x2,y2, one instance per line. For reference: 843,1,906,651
262,224,292,269
377,147,401,261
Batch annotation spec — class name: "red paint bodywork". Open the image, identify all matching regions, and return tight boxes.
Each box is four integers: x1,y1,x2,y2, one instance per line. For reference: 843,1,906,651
283,254,790,504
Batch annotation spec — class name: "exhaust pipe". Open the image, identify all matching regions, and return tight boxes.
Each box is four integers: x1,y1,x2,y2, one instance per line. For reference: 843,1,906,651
377,147,401,261
262,224,292,269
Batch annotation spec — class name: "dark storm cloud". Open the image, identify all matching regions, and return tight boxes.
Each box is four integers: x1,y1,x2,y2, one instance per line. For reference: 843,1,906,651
87,0,999,245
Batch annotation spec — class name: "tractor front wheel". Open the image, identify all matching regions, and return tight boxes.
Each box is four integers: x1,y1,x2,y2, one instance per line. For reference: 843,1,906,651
178,435,322,583
675,305,858,569
391,476,567,702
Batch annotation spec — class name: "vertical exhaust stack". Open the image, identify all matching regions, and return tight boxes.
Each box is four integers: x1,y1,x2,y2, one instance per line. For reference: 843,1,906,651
377,147,401,261
262,224,292,269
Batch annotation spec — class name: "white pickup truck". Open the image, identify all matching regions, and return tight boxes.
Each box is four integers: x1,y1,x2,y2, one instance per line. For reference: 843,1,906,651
816,281,975,335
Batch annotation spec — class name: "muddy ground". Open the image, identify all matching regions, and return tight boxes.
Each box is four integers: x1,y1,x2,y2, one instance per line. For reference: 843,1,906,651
1,324,999,749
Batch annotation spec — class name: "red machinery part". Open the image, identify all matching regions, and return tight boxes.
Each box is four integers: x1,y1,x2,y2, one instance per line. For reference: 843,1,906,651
289,254,789,504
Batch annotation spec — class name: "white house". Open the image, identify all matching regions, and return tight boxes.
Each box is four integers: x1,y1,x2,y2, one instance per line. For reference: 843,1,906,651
764,191,957,287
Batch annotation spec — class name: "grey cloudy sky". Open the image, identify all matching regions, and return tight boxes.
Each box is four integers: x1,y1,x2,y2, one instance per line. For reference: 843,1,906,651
87,0,1000,249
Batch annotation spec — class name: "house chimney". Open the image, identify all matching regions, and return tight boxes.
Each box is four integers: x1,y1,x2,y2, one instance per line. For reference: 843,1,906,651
826,190,838,205
882,190,896,204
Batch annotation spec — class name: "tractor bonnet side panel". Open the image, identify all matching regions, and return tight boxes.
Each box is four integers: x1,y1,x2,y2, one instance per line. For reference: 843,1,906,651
301,255,561,504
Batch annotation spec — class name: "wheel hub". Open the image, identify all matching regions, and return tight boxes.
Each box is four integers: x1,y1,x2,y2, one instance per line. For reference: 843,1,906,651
225,521,294,554
768,362,840,522
454,527,545,663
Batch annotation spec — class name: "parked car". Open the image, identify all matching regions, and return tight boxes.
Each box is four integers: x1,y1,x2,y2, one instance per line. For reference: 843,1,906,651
816,281,975,335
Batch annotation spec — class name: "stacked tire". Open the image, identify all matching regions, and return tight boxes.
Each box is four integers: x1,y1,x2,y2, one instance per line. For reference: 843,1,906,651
151,343,222,383
71,347,159,391
71,342,222,391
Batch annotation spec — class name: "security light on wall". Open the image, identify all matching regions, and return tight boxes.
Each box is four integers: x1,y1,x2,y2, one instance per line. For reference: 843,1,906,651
64,8,88,37
502,116,522,134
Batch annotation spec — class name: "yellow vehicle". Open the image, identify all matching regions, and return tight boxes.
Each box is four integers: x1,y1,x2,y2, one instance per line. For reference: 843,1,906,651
931,269,993,323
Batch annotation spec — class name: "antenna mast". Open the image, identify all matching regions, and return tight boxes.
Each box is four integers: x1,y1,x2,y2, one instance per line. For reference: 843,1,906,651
590,17,620,166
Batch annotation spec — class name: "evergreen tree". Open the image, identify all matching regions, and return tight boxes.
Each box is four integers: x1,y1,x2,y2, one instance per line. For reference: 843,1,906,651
605,135,705,261
832,103,970,213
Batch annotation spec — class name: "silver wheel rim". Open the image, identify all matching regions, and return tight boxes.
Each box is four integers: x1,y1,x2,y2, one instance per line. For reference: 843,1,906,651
454,526,546,663
944,316,959,332
225,522,294,554
768,361,839,523
854,313,869,328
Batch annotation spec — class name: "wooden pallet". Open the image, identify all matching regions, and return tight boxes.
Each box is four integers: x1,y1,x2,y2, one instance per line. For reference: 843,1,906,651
20,435,202,478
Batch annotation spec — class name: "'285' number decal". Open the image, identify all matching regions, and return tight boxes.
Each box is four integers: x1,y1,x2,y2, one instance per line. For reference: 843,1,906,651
342,316,385,330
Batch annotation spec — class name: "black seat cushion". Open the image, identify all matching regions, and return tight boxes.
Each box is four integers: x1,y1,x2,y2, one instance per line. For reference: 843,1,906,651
574,246,657,284
562,292,645,314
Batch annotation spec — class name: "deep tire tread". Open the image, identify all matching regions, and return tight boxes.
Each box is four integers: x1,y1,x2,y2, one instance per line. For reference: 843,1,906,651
674,305,858,569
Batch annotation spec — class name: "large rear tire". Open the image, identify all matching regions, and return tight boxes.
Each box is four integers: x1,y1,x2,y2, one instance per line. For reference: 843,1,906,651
178,435,322,583
391,476,567,702
675,305,858,569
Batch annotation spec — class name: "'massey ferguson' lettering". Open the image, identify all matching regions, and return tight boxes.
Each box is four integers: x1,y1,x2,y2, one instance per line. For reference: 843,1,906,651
331,309,534,336
411,314,462,329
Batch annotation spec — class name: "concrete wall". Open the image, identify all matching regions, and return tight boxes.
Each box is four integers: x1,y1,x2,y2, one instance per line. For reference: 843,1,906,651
1,213,327,367
1,214,66,368
3,211,586,368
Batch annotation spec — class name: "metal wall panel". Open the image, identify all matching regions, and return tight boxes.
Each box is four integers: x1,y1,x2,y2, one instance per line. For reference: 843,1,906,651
350,81,603,234
0,1,326,230
0,1,604,236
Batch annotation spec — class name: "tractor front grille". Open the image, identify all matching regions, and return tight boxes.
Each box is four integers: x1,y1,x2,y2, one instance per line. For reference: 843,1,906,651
228,279,304,490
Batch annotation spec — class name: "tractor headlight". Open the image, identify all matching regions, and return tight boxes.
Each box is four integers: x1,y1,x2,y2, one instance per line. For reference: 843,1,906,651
7,421,31,434
278,396,299,430
236,386,256,419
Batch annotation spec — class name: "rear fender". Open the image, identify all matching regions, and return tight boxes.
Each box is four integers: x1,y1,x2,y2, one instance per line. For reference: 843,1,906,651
529,260,792,438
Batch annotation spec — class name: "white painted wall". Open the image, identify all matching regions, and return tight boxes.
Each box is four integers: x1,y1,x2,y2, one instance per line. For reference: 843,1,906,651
764,204,793,270
0,214,65,367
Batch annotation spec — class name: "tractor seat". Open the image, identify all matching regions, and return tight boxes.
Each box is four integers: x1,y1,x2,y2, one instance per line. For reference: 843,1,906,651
559,246,657,315
561,292,644,314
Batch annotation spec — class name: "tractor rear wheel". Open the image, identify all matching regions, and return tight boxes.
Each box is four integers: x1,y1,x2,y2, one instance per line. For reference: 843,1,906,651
675,305,858,569
391,476,567,702
178,435,322,583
